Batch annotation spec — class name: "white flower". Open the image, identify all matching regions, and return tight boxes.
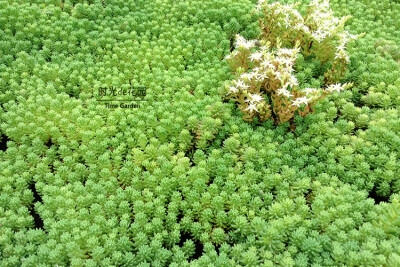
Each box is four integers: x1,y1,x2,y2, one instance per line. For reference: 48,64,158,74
318,11,331,19
251,94,264,103
261,60,275,70
255,72,267,82
256,0,267,10
349,33,363,40
334,48,349,62
273,71,282,79
235,34,256,50
311,28,327,42
292,96,311,107
248,72,257,80
234,79,249,90
277,48,294,57
246,93,264,104
299,96,312,104
326,83,344,93
260,45,270,52
245,103,258,113
294,22,309,33
281,58,295,67
226,85,239,96
240,73,250,80
229,86,239,94
301,24,311,34
337,43,346,51
288,75,299,87
235,34,246,45
244,40,256,50
331,17,340,24
277,88,294,98
240,72,257,81
225,51,238,60
249,52,263,62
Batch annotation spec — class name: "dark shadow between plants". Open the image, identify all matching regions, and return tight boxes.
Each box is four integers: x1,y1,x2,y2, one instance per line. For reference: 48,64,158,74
28,182,44,230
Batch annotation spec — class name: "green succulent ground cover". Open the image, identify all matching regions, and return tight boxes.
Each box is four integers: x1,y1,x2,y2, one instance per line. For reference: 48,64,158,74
1,0,400,266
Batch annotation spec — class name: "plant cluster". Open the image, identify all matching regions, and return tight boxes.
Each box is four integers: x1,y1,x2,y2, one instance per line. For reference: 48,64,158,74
224,0,364,125
0,0,400,266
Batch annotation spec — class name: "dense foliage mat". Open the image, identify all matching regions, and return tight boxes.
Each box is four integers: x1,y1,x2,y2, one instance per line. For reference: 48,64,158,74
1,0,400,266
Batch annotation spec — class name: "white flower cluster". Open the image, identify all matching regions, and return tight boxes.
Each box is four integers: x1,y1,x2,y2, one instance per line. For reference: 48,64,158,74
225,36,304,112
226,34,347,110
291,96,312,107
245,93,264,113
225,0,359,120
224,50,238,60
256,0,363,64
225,34,351,112
334,32,363,63
308,1,365,63
325,83,346,93
257,2,303,29
235,34,257,50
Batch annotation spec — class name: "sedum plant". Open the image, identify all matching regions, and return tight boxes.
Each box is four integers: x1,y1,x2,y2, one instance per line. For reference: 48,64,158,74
1,0,400,265
224,0,363,125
